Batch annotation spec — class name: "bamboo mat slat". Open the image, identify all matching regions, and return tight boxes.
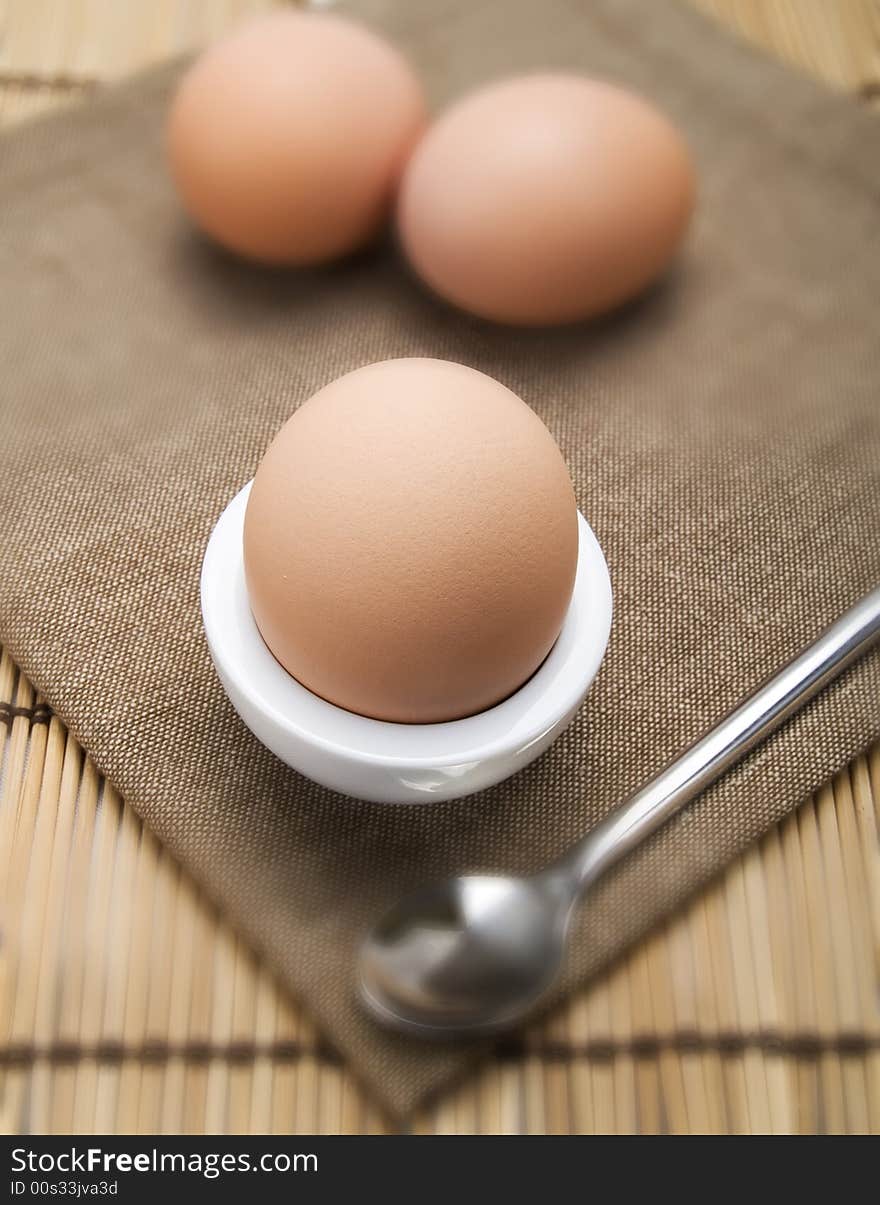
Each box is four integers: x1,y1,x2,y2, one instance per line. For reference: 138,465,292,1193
1,0,879,1135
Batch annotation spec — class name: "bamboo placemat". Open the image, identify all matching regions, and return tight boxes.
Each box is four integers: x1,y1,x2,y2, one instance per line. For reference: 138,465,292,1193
1,0,879,1135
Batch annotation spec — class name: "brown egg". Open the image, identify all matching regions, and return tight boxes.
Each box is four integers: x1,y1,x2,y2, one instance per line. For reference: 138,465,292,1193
397,74,696,325
167,11,424,264
243,359,578,723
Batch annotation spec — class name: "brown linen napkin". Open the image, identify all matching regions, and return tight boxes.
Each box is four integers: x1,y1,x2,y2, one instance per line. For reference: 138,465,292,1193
1,0,879,1117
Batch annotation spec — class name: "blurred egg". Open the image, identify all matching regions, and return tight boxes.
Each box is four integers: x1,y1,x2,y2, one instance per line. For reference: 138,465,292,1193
243,359,578,724
397,74,696,325
167,11,425,264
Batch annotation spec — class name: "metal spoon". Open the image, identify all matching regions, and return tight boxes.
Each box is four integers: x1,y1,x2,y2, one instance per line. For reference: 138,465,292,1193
359,586,880,1037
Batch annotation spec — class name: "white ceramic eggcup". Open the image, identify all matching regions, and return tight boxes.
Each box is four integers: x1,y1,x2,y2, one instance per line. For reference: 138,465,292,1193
201,483,612,804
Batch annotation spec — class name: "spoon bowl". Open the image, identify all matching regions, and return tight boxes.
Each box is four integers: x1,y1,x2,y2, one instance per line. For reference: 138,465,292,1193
359,874,569,1036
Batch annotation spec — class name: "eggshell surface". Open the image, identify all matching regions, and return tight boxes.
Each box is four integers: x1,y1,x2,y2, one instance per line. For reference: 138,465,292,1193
167,12,424,264
397,74,695,325
243,359,578,724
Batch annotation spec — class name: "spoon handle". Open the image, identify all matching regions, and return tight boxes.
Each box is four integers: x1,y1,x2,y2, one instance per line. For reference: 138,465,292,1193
559,585,880,893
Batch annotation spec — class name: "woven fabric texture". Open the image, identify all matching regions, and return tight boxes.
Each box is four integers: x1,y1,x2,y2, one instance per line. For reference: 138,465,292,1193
1,0,879,1115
